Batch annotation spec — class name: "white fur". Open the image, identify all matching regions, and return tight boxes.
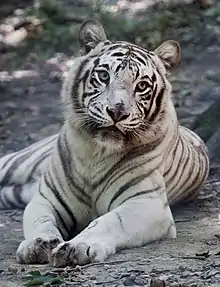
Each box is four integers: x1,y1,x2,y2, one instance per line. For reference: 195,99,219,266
4,22,209,266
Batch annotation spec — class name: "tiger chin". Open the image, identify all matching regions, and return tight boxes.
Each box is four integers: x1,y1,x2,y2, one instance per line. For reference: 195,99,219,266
11,19,209,267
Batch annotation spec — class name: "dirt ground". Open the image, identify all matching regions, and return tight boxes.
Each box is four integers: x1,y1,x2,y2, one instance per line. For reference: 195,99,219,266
0,167,219,286
0,1,220,286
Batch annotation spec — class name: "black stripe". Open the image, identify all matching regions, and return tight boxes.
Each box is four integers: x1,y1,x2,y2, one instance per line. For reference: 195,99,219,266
0,152,37,186
164,136,181,177
38,182,71,240
111,52,125,57
0,189,14,209
183,149,209,202
82,69,90,89
115,211,124,231
95,155,161,207
0,153,18,170
57,134,91,207
108,174,149,211
115,64,122,74
169,140,195,201
13,184,26,208
0,184,26,209
93,143,159,190
121,186,161,204
135,55,146,66
131,48,151,62
130,44,151,55
99,64,110,70
0,136,56,185
107,44,125,52
166,136,185,187
146,82,158,118
26,150,52,181
82,91,100,104
90,77,100,88
43,173,76,235
148,86,165,122
72,58,90,109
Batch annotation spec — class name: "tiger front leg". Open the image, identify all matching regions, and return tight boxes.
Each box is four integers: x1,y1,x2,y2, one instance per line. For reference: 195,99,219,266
51,171,176,267
16,194,65,264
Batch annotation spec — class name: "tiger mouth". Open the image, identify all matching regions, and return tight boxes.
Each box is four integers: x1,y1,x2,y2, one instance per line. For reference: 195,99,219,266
98,126,127,137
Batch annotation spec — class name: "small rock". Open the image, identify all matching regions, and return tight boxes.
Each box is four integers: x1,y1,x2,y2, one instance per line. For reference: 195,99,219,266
181,271,191,278
90,275,96,280
205,70,220,82
178,265,186,272
74,265,81,272
8,266,18,274
123,277,136,286
4,28,27,46
150,279,165,287
121,273,131,278
151,267,161,274
159,275,168,281
20,267,25,272
202,269,220,279
42,283,51,287
129,274,136,281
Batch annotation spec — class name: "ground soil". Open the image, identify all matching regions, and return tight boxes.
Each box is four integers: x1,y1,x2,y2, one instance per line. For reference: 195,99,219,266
0,168,219,286
0,1,220,286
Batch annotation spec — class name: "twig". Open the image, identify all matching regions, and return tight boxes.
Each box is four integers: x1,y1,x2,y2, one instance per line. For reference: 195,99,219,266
175,219,190,223
95,278,120,285
178,255,207,261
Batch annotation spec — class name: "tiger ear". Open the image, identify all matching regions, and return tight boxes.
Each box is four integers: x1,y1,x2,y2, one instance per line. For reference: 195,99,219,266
78,19,107,55
154,40,181,69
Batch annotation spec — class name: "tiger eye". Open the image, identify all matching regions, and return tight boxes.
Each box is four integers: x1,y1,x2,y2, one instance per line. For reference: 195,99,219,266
136,81,148,93
97,70,110,82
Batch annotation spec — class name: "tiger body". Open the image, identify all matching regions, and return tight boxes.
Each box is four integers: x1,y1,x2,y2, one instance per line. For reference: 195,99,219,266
0,20,209,266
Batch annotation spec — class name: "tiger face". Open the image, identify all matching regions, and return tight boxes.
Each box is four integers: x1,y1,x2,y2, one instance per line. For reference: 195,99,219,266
64,20,180,150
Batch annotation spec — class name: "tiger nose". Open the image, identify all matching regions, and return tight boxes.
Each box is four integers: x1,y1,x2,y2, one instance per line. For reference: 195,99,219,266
106,104,130,123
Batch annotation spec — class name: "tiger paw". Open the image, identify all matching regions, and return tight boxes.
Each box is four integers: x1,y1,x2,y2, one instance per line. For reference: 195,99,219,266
16,236,62,264
50,239,116,267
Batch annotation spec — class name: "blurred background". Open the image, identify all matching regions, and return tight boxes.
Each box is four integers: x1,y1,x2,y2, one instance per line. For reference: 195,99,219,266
0,0,219,165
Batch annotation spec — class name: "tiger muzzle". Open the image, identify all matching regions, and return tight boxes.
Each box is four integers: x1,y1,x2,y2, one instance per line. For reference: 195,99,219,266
106,103,130,123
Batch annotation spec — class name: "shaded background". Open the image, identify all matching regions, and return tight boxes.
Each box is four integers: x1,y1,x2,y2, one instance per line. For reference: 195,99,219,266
0,0,220,165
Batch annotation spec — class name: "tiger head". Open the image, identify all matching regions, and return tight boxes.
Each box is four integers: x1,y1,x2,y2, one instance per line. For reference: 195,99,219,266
63,20,180,151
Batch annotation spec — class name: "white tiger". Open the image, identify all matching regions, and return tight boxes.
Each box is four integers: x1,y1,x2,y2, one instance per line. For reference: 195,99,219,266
0,19,209,267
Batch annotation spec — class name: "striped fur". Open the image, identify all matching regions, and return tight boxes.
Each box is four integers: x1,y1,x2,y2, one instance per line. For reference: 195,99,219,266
0,20,209,266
